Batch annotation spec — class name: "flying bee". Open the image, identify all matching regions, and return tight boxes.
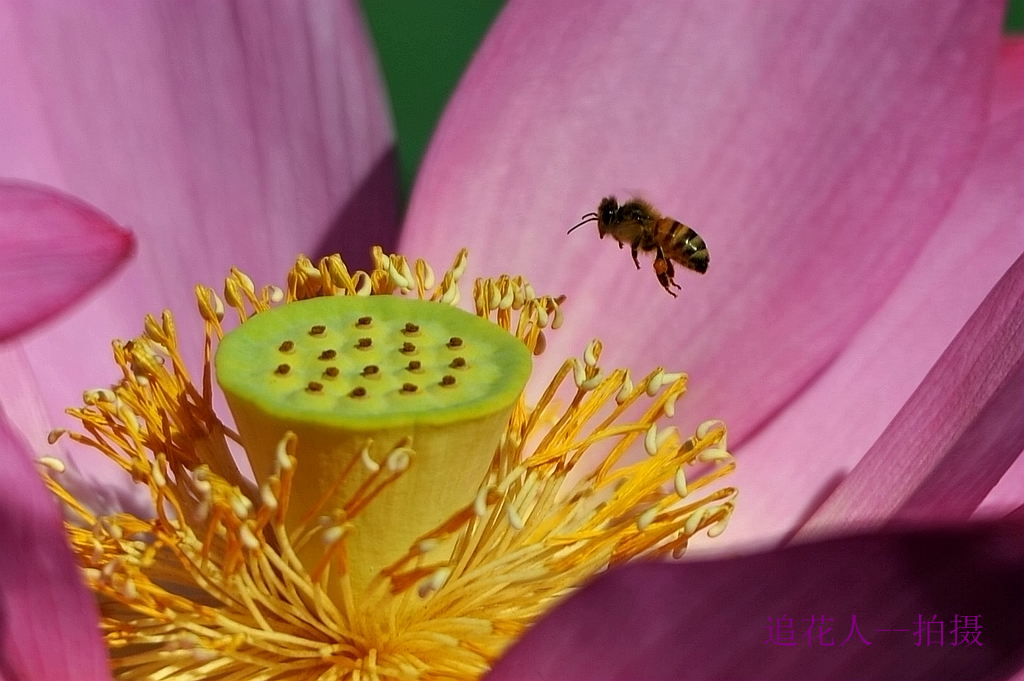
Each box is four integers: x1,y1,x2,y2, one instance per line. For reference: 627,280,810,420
568,196,708,297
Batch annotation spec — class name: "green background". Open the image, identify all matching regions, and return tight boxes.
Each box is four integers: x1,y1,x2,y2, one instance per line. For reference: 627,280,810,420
360,0,1023,206
359,0,506,201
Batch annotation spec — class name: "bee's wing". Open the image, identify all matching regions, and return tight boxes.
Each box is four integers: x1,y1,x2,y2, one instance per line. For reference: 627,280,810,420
620,199,660,227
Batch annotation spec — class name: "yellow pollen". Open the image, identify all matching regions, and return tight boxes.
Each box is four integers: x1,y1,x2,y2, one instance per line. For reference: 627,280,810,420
41,247,736,680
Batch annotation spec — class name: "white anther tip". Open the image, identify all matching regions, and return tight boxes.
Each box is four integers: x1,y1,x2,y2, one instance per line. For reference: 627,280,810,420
473,487,490,518
551,304,565,329
684,509,706,536
499,287,515,309
38,456,66,473
321,525,346,546
421,262,436,290
663,392,679,417
696,419,725,439
674,467,688,498
506,505,525,530
239,525,260,550
275,435,295,471
361,446,381,472
535,305,549,328
418,566,452,598
387,448,412,472
637,506,658,531
697,448,733,463
708,518,730,538
260,484,279,511
646,370,665,396
571,358,587,388
644,424,659,456
616,372,634,405
118,577,138,600
417,538,440,554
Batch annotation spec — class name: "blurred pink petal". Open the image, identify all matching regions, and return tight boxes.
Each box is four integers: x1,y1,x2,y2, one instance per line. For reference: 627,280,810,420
719,83,1024,549
796,251,1024,535
487,520,1024,681
0,409,108,680
0,2,396,461
0,181,132,341
401,0,1004,447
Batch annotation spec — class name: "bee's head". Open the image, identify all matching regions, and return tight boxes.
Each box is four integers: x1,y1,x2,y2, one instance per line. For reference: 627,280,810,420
596,196,619,238
568,196,619,237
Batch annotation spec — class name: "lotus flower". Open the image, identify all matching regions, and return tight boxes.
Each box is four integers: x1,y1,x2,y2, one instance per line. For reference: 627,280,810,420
1,1,1022,680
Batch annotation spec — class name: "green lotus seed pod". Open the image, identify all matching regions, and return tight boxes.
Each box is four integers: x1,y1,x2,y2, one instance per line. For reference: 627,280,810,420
216,295,531,592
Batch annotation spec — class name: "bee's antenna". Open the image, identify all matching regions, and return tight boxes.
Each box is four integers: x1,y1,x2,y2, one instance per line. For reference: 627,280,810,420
567,213,598,234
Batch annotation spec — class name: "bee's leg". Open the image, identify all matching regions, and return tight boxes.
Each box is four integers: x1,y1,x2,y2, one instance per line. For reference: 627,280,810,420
654,249,680,297
663,256,681,290
630,237,642,269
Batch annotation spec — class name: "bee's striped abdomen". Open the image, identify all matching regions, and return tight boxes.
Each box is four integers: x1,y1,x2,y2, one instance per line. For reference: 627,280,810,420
656,218,709,274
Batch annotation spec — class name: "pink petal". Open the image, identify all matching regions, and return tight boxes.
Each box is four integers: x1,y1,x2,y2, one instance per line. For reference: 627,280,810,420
0,409,109,680
796,250,1024,536
487,520,1024,681
0,2,395,461
0,181,132,341
401,1,1004,447
717,86,1024,549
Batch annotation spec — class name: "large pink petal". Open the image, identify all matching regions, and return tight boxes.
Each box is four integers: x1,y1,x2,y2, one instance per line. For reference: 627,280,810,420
794,251,1024,535
488,520,1024,681
401,1,1005,447
0,2,395,460
978,39,1024,518
716,84,1024,550
0,181,132,342
0,409,109,680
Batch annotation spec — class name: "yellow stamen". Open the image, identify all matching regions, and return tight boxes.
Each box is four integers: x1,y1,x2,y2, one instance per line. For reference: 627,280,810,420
42,247,736,680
